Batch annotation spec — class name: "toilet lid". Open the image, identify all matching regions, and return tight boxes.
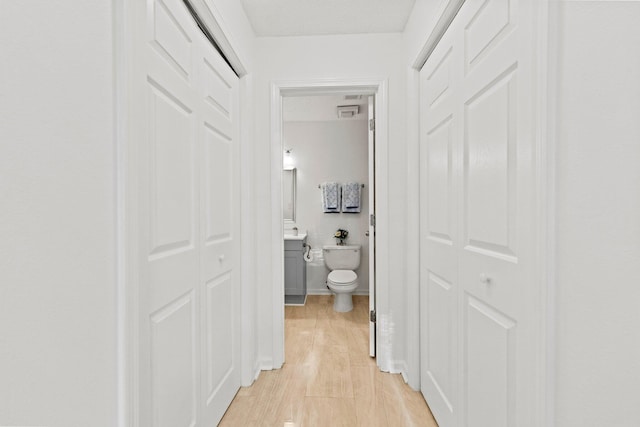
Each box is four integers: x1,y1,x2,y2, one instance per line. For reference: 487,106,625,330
328,270,357,284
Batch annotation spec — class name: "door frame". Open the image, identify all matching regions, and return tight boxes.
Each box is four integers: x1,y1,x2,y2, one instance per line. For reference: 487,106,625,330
409,0,554,424
269,78,390,371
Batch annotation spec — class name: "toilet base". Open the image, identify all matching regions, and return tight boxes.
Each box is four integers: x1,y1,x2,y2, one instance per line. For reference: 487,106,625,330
333,292,353,312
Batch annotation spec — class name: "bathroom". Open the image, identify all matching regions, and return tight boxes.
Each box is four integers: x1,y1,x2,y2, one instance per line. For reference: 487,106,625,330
282,94,371,309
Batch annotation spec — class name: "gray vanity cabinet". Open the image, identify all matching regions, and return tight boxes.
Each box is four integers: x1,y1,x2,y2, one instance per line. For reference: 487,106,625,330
284,238,307,304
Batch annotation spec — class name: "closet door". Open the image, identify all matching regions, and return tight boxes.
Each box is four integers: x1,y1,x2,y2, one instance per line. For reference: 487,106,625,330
197,21,241,425
419,24,461,427
457,1,539,425
419,0,542,426
130,0,241,425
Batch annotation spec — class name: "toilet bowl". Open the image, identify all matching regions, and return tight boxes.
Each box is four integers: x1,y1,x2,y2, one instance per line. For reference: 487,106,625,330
327,269,359,312
323,245,361,312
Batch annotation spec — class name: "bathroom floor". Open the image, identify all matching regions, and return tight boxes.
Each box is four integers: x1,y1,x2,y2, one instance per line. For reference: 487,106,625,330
220,295,438,426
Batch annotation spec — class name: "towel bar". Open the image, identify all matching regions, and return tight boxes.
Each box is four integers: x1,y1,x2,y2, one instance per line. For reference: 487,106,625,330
318,183,365,189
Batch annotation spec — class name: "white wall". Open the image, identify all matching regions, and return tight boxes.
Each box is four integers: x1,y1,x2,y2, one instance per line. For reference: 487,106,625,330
253,33,408,370
283,119,370,294
553,1,640,425
0,1,117,425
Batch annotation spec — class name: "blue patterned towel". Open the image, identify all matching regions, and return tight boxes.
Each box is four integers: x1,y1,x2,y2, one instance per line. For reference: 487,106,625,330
322,182,340,213
341,182,361,213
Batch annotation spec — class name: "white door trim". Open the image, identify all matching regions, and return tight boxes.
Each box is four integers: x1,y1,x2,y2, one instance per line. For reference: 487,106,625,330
269,78,390,371
114,0,138,425
534,1,556,425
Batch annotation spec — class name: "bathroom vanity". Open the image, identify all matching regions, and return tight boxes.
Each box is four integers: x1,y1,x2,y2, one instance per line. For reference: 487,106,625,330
284,234,307,305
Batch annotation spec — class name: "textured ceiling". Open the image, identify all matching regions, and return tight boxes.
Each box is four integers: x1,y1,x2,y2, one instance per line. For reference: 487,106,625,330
241,0,417,37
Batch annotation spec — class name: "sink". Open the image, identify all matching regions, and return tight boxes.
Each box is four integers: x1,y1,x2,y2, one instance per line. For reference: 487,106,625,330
284,232,307,241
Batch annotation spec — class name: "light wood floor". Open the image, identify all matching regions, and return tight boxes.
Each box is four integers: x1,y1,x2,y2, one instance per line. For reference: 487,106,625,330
220,295,438,426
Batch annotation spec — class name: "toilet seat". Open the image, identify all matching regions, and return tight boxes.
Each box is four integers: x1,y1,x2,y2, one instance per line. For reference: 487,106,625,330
328,269,357,286
326,269,358,312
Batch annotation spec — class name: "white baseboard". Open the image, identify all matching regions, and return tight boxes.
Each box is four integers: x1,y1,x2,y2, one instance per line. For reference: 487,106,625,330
258,358,274,372
247,358,282,387
252,363,261,382
390,360,409,378
393,361,420,391
241,361,262,387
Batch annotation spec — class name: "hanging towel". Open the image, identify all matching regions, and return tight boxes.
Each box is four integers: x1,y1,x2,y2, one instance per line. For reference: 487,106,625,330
322,182,340,213
341,182,361,213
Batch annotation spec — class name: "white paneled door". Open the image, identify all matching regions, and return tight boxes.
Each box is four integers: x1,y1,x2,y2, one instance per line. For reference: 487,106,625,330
419,0,542,426
419,22,459,427
130,0,240,426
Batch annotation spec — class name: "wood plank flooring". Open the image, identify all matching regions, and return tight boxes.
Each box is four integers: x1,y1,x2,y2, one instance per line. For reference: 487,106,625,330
220,295,438,426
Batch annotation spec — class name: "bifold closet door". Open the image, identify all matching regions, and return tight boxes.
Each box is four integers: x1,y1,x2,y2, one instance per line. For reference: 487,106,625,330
130,0,241,426
419,0,541,426
419,22,461,427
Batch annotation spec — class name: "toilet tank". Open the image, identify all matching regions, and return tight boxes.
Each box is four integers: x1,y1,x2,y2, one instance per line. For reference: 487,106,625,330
323,245,361,270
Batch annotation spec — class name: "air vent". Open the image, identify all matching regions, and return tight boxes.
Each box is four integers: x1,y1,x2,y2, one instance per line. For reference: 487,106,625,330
337,105,360,118
344,95,362,101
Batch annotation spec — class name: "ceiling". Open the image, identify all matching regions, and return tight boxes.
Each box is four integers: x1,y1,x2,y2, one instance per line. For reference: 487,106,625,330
240,0,417,37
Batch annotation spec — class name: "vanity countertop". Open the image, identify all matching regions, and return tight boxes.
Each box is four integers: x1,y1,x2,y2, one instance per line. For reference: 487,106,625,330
284,233,307,241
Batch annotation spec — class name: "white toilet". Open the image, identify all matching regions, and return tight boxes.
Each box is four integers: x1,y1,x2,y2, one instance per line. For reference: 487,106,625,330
323,245,361,312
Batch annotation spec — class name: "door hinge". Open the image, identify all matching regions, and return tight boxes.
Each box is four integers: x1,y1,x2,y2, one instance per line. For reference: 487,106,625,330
370,310,376,323
369,118,375,131
370,214,376,227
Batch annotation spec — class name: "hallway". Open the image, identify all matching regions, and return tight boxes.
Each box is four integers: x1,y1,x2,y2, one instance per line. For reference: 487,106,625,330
220,296,437,426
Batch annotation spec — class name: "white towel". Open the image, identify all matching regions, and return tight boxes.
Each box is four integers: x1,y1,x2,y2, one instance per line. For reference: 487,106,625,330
322,182,340,213
341,182,361,213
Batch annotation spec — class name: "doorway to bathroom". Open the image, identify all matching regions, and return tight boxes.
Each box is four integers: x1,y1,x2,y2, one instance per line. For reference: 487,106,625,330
270,79,389,370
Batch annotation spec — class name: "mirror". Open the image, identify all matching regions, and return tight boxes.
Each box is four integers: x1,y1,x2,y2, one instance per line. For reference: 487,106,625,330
283,168,296,223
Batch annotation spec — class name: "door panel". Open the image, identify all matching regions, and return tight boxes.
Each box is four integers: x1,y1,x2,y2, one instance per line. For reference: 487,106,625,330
133,0,241,425
150,293,197,427
147,80,195,257
205,274,233,398
465,295,516,427
425,271,455,412
202,58,232,117
420,0,540,426
463,66,518,262
419,25,459,427
198,21,240,425
144,14,200,423
149,0,194,80
426,47,453,110
464,0,515,72
457,3,537,423
203,127,232,242
426,116,453,244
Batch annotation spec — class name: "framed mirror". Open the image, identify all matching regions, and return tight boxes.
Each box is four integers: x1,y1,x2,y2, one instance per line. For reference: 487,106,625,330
283,168,296,223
